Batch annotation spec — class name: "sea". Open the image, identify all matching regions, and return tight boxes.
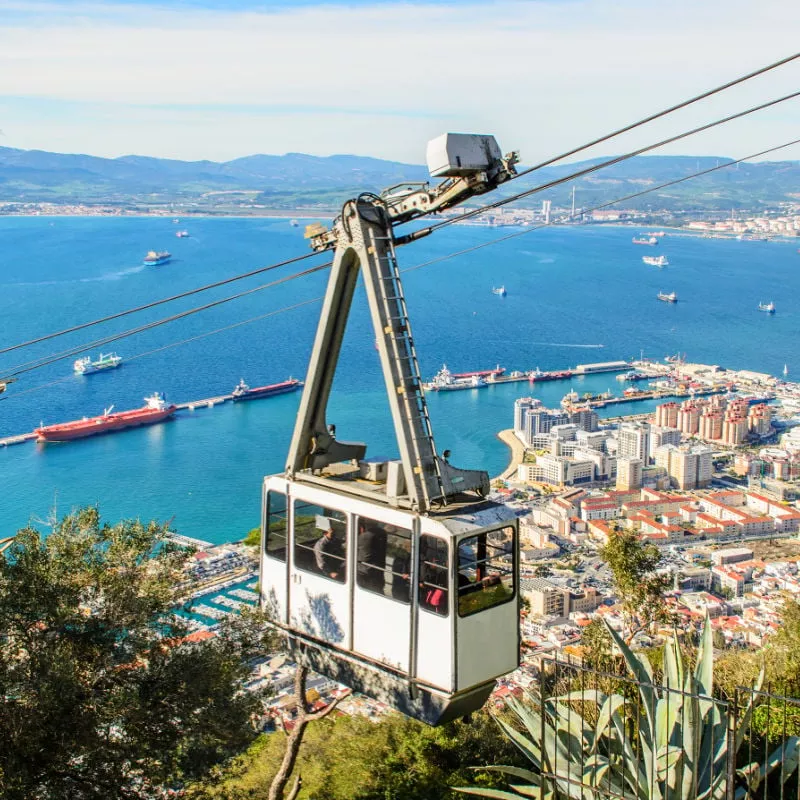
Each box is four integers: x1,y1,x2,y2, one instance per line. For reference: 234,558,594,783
1,216,798,544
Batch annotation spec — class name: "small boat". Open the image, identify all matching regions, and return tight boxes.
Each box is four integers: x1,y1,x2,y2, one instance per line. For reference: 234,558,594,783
632,236,658,246
232,378,302,401
784,364,789,378
658,291,677,303
758,301,775,313
492,285,507,296
643,255,668,267
290,219,299,227
143,250,171,266
175,230,189,238
73,352,122,375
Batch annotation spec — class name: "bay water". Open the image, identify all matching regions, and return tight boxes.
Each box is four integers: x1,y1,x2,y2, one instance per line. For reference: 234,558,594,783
1,217,797,543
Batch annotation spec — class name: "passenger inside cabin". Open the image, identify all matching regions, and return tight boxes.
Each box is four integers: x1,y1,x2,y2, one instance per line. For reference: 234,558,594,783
419,536,448,616
391,533,411,602
313,518,342,579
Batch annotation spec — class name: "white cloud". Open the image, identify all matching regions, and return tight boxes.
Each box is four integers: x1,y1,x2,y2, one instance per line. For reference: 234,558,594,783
0,0,798,162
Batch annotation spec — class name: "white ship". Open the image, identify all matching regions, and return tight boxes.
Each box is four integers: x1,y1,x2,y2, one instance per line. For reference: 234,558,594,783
657,291,677,303
423,365,487,392
758,301,775,313
73,352,123,375
642,255,669,267
492,285,507,296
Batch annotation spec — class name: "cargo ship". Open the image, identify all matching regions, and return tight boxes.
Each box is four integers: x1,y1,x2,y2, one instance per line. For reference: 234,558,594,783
451,365,505,380
35,393,176,442
143,250,171,266
528,368,574,382
642,255,668,267
231,378,302,401
424,365,488,391
658,291,677,303
73,352,122,375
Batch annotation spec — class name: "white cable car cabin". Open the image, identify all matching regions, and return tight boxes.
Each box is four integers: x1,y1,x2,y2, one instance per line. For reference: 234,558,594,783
259,134,521,725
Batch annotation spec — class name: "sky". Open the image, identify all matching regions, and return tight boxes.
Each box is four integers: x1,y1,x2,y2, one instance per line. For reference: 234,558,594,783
0,0,798,164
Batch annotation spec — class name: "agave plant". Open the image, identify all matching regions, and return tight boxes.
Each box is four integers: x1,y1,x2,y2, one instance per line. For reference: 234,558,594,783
457,617,800,800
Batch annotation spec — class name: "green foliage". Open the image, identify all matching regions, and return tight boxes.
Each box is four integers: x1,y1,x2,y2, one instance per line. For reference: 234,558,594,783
192,710,525,800
458,618,799,800
599,529,672,639
580,618,614,672
243,526,260,547
0,508,278,800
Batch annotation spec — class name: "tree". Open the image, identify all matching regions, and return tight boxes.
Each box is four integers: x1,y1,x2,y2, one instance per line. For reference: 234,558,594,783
192,708,526,799
599,529,672,641
533,564,552,578
0,508,278,800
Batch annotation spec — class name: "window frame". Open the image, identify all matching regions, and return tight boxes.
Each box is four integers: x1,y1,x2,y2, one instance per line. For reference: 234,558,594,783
292,499,348,583
355,515,413,604
264,490,288,562
418,533,450,618
456,526,516,618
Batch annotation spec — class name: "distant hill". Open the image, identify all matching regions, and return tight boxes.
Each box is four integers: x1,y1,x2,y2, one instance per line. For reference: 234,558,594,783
0,145,797,212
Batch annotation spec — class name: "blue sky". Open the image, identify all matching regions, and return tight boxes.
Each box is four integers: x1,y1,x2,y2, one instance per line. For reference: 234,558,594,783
0,0,798,163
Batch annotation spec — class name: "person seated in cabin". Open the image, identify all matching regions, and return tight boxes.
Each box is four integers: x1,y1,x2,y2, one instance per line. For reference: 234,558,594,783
419,540,448,615
313,518,342,580
391,535,412,603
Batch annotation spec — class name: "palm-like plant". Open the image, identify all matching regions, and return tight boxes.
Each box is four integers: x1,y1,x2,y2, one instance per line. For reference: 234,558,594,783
457,618,800,800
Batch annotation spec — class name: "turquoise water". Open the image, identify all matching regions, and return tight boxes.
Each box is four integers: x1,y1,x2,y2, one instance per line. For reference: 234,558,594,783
1,217,797,542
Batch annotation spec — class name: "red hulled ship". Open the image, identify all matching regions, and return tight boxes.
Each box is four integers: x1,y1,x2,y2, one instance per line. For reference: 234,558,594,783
35,393,176,442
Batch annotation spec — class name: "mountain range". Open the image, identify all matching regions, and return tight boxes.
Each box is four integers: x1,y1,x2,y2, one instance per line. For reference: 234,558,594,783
0,145,797,212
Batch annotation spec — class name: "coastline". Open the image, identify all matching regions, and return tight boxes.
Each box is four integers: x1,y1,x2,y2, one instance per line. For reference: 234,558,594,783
494,428,525,482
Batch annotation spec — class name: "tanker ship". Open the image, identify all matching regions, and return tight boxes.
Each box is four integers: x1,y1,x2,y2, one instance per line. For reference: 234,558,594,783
35,393,176,442
231,378,302,401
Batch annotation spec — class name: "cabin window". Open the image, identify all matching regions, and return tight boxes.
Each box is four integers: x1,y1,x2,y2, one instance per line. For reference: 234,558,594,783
457,526,515,617
418,534,449,616
293,501,347,583
356,517,413,603
264,491,288,561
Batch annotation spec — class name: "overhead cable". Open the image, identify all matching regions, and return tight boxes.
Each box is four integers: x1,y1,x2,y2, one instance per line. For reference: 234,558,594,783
418,89,800,234
0,249,323,357
4,55,798,361
512,51,800,180
1,263,330,379
401,137,800,274
4,136,797,396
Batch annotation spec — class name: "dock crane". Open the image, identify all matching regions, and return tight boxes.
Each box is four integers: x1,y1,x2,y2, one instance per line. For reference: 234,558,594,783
260,134,522,724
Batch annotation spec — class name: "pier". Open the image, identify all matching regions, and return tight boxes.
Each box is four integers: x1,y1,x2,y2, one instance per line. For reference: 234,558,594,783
0,432,37,447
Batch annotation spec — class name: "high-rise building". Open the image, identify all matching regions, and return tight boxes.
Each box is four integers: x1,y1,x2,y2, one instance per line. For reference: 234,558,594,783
655,444,713,489
676,405,700,435
514,397,541,437
722,415,747,446
617,422,650,464
655,402,679,428
569,407,600,432
616,457,643,491
699,410,723,441
649,426,682,458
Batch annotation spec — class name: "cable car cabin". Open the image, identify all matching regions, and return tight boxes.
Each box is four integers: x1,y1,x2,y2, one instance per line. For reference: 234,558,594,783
259,470,518,726
259,135,521,724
